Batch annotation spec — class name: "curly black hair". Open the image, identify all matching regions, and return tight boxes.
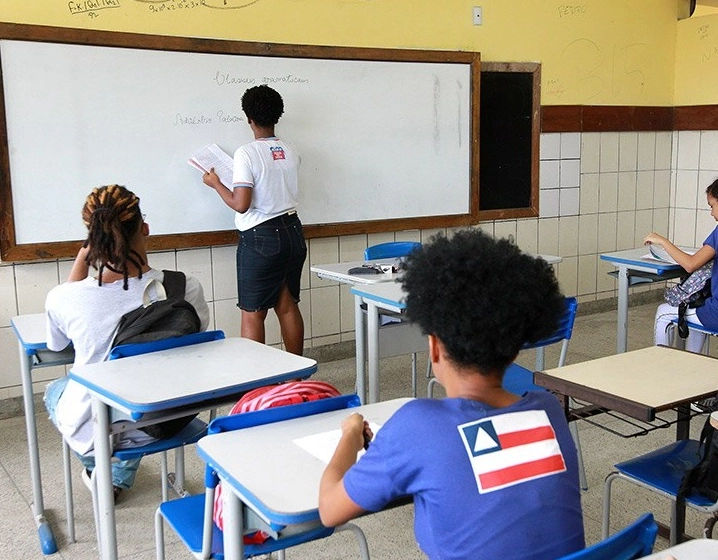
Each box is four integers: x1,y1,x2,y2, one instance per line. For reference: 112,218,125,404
241,85,284,127
401,229,565,374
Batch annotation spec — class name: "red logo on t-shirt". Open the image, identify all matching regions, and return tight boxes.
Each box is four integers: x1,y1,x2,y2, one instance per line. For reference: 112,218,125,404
270,146,286,161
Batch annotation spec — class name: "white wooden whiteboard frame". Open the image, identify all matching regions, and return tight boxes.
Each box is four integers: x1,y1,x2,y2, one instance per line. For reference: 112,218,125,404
0,24,480,261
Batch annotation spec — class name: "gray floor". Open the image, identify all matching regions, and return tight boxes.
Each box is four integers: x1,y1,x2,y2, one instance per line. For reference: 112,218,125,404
1,302,714,559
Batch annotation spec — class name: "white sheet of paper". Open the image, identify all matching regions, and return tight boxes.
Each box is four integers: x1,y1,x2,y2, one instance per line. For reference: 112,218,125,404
293,422,382,464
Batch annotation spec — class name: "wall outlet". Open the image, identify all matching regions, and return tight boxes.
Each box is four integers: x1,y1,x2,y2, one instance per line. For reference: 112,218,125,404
473,6,482,26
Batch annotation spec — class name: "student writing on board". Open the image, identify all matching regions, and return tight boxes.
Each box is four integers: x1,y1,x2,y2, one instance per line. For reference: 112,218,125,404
202,85,307,355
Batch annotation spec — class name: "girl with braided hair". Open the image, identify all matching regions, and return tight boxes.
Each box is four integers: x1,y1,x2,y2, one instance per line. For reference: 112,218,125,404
43,185,209,500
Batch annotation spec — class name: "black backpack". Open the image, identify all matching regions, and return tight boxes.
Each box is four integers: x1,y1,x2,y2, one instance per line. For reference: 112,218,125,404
678,412,718,502
110,270,202,438
111,270,201,348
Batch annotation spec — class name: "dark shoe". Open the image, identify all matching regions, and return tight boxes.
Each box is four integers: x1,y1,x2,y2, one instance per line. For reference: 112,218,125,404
82,468,123,504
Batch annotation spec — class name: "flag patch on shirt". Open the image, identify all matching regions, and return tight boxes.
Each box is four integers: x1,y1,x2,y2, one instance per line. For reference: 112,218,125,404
270,146,286,160
458,410,566,493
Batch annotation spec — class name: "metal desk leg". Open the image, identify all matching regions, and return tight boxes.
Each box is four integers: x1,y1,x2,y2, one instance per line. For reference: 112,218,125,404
222,481,243,560
17,343,58,555
366,301,381,404
91,398,117,560
354,294,367,404
616,266,630,354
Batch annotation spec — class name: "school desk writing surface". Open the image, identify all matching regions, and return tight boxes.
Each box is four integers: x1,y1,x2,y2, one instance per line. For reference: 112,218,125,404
0,23,480,261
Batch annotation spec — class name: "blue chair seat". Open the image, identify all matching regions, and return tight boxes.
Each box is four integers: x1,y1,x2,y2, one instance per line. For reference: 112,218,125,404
613,439,714,508
603,439,718,545
157,493,334,559
114,417,208,461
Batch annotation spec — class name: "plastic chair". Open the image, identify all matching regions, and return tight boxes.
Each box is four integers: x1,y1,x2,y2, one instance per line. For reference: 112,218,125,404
364,241,425,397
668,317,718,354
557,513,657,560
603,439,718,546
62,330,225,544
154,394,370,560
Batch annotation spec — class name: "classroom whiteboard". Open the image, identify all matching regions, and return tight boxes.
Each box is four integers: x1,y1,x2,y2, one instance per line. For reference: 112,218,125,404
0,26,480,260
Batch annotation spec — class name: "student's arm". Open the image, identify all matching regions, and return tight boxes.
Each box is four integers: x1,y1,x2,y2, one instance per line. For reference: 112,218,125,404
318,413,370,527
67,245,91,282
203,169,253,213
644,232,715,272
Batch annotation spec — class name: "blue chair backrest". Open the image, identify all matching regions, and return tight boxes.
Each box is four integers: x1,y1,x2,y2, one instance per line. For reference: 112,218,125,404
557,513,657,560
521,297,577,350
207,394,361,435
364,241,421,260
203,394,361,490
108,330,225,360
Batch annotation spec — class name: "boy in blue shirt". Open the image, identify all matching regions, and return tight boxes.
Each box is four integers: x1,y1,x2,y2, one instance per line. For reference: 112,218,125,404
319,229,585,560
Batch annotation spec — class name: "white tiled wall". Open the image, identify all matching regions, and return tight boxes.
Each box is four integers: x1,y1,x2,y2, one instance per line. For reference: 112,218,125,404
1,129,715,401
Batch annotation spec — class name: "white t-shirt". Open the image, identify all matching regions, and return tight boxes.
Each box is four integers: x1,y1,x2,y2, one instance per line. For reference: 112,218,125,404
45,268,210,455
232,137,300,231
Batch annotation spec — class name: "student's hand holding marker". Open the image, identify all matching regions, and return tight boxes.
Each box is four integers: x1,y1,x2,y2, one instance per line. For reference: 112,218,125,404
341,413,373,452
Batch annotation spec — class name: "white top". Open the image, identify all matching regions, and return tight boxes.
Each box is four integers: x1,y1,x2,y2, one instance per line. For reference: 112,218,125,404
232,138,300,231
45,269,210,455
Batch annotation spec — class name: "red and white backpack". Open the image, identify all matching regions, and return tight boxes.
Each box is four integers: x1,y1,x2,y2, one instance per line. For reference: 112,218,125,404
213,380,341,533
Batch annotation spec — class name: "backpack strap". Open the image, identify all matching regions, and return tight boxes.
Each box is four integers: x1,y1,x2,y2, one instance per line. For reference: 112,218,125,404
161,270,187,301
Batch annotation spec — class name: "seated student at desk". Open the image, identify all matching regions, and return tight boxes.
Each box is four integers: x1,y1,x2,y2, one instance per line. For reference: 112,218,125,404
319,230,585,560
646,178,718,353
43,185,210,501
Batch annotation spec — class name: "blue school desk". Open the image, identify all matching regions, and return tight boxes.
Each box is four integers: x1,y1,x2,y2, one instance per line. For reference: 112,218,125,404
314,254,563,403
339,253,562,404
11,313,75,555
196,397,411,560
68,337,317,560
600,248,686,353
311,259,418,404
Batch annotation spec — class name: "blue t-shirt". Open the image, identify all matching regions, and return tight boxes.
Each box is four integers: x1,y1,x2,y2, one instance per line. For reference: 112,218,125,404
343,392,585,560
696,225,718,328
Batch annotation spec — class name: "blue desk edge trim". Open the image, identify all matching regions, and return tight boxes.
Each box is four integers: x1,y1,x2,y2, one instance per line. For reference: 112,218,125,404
67,365,318,417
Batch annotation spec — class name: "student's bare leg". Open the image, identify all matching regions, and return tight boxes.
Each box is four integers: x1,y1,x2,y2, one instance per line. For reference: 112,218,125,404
275,284,305,355
241,309,268,344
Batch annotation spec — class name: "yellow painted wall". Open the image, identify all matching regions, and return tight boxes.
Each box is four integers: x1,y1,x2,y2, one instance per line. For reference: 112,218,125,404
1,0,680,106
675,13,718,105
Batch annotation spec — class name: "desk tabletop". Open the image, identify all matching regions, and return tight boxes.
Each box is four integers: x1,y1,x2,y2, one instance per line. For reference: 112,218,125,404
11,313,49,351
310,259,400,285
599,247,685,274
69,338,317,415
312,254,562,286
640,537,718,559
197,397,411,526
535,346,718,422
